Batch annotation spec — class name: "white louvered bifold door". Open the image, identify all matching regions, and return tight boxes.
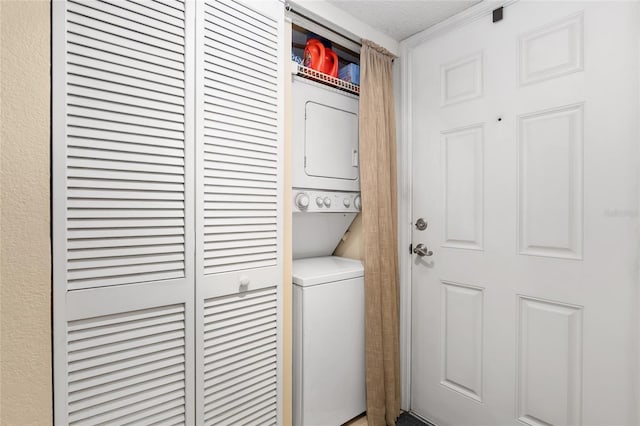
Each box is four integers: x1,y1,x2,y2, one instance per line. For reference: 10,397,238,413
195,0,285,424
52,1,195,424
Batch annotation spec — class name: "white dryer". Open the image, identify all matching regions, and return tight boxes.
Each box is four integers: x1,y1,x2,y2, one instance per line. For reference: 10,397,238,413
292,76,360,192
292,256,365,426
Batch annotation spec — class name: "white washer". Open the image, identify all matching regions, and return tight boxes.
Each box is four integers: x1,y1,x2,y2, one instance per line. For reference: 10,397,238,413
292,256,365,426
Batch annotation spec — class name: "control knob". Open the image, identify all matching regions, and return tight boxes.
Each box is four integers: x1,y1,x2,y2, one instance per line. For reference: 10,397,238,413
343,198,351,207
316,197,324,207
354,195,361,210
323,197,331,207
295,193,309,210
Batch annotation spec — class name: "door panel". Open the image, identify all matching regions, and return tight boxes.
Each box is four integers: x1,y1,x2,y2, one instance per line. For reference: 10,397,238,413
195,1,284,424
196,0,283,299
53,1,195,423
410,2,639,425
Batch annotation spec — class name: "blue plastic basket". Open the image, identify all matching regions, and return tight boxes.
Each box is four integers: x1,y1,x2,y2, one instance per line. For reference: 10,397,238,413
339,63,360,86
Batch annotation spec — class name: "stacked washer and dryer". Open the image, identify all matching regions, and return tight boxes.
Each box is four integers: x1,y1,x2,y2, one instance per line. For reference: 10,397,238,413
291,75,366,426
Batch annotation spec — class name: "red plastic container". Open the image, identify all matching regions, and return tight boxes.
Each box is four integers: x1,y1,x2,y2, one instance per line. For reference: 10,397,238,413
323,48,339,77
303,39,325,72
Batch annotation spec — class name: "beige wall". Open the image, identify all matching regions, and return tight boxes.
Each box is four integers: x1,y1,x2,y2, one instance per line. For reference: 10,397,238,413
0,3,293,425
334,214,364,261
0,1,53,424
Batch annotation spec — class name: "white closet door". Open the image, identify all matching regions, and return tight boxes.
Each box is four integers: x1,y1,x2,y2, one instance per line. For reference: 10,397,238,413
52,1,195,424
195,0,285,424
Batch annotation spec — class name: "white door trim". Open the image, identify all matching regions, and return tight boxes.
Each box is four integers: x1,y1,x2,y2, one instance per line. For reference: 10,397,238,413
637,2,640,418
397,0,518,410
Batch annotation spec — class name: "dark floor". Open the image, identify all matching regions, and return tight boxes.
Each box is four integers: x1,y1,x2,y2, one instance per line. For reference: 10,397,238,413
397,412,433,426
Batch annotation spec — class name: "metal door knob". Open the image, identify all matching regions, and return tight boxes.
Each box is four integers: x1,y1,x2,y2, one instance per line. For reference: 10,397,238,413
415,218,428,230
413,243,433,257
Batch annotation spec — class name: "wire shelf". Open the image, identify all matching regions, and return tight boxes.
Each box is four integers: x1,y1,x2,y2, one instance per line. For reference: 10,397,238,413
293,62,360,96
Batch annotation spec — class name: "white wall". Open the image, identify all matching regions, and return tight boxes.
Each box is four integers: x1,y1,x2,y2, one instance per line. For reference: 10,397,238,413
289,0,400,56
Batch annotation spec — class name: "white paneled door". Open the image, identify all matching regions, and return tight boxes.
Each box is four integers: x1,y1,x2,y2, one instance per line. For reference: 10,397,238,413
409,2,639,425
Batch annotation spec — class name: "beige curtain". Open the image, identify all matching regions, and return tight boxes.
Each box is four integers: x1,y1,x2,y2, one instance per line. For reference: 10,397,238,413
359,40,401,426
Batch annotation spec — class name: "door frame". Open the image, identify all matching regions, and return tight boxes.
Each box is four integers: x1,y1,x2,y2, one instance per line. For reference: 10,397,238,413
636,4,640,422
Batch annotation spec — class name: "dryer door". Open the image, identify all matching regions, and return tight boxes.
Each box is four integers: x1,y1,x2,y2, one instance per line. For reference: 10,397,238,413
305,102,359,181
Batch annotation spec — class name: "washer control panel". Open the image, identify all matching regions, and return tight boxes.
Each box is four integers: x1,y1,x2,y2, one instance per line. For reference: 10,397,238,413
293,189,361,213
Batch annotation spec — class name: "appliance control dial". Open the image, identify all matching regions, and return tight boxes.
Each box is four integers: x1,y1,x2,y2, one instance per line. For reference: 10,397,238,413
354,195,361,210
316,197,324,207
323,197,331,207
295,192,309,209
343,198,351,207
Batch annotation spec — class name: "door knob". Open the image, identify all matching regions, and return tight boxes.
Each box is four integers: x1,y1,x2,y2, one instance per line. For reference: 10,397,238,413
413,243,433,257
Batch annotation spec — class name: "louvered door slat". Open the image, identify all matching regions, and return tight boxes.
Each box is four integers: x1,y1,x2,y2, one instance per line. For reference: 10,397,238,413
66,32,183,73
206,393,277,426
69,364,184,401
68,117,184,141
127,0,185,20
203,151,277,168
199,287,278,425
67,106,185,131
100,0,184,28
68,85,185,115
70,351,185,385
216,0,277,31
68,243,184,260
205,41,277,77
67,44,185,82
68,74,184,106
67,103,184,129
204,141,277,158
206,370,276,405
68,167,184,183
206,11,274,50
205,350,276,386
67,207,184,218
66,10,184,55
66,21,185,65
66,304,187,425
67,0,184,43
66,140,184,160
54,0,194,424
205,99,277,127
76,0,185,35
64,0,189,287
208,56,278,88
204,75,277,105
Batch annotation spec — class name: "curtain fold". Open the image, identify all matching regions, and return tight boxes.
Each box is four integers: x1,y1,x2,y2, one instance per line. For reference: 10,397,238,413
359,39,401,426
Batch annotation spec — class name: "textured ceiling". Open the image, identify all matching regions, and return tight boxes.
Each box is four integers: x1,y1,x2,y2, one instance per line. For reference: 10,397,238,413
326,0,480,41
